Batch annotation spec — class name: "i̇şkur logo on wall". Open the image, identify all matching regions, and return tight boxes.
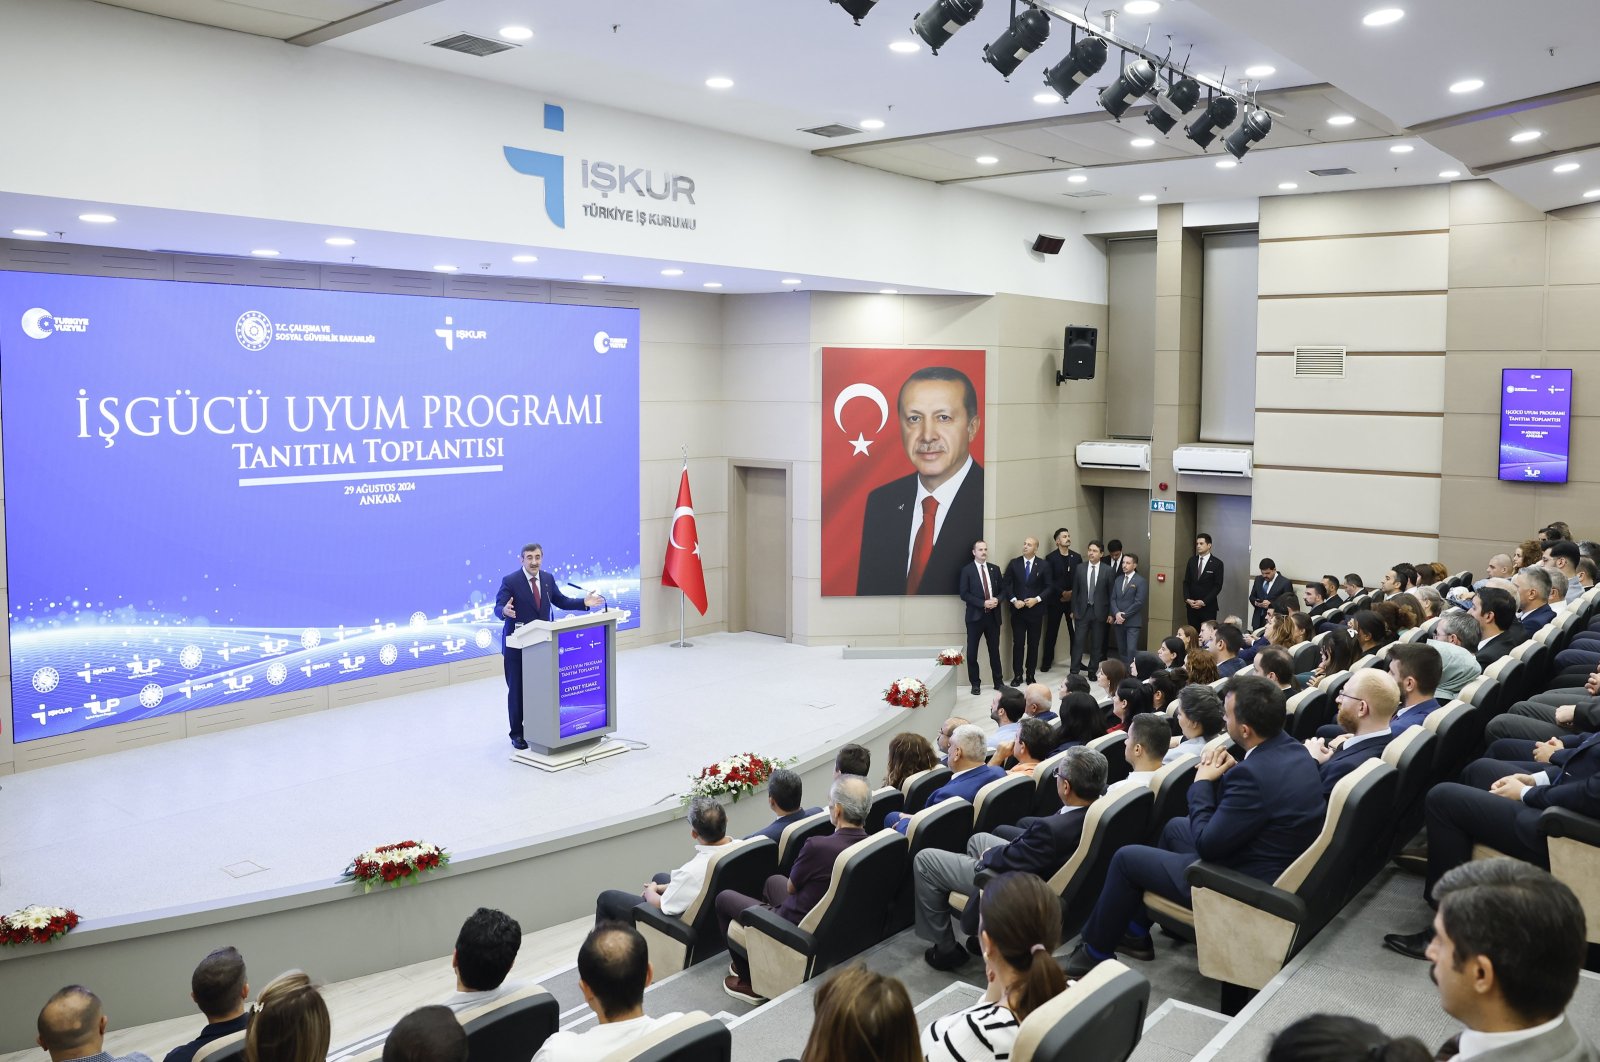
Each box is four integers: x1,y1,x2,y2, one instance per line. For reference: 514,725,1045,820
20,307,89,339
434,316,487,352
504,103,700,233
234,309,375,349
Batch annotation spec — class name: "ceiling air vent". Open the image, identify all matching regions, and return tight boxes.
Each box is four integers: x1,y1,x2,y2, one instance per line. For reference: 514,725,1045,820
801,124,862,138
1294,346,1347,378
1309,167,1356,177
1062,189,1111,198
429,32,517,57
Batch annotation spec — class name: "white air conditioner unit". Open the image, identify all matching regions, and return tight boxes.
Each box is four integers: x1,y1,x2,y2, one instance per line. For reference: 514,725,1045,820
1075,440,1151,471
1173,445,1253,478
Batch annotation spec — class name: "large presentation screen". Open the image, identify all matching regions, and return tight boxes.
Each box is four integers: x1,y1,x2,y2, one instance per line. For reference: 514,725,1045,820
1499,368,1573,484
0,271,639,743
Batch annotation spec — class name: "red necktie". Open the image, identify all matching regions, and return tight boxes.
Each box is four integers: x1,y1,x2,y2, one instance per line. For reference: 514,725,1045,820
980,561,992,598
530,574,541,614
906,496,939,593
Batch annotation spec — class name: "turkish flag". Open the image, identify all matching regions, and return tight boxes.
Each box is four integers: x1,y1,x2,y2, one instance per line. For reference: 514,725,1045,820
662,466,708,615
821,348,986,597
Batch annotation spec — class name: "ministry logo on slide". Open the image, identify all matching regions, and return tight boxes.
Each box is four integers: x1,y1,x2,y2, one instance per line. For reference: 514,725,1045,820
236,310,273,351
20,307,89,339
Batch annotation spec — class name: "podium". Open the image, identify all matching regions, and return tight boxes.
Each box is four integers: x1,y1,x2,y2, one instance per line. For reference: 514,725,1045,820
505,610,630,771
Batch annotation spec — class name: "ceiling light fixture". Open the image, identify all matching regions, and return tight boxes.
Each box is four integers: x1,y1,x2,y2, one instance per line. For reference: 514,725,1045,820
1223,107,1272,160
1216,158,1237,169
1124,1,1160,14
1138,194,1157,202
860,118,885,129
912,0,984,55
1244,64,1276,78
1510,130,1542,143
705,76,734,89
498,26,533,41
889,40,920,53
781,278,803,285
512,254,538,263
1034,92,1058,103
1146,74,1200,134
1362,8,1404,26
250,249,280,257
1439,170,1461,178
1100,56,1157,119
1584,189,1600,199
879,288,899,294
1067,173,1089,183
1389,144,1414,153
975,155,999,165
832,0,878,23
325,236,355,246
1327,114,1356,126
1042,31,1108,102
433,265,457,272
12,228,48,237
1278,182,1298,190
1449,78,1483,93
1130,136,1155,148
703,281,723,288
983,7,1051,78
78,213,116,223
661,268,684,276
582,274,605,281
1186,94,1239,149
1554,162,1580,174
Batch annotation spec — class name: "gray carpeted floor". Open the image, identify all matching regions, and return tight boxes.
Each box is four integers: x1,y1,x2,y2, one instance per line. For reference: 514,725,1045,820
1132,1002,1231,1062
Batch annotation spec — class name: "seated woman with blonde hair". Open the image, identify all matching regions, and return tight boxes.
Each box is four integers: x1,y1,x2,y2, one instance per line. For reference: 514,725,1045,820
793,964,919,1062
247,971,329,1062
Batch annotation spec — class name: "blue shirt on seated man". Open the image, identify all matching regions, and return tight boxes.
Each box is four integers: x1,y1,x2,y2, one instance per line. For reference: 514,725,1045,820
884,724,1006,834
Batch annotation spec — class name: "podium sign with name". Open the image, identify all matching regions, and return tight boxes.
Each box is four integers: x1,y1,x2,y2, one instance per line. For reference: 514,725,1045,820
505,611,627,762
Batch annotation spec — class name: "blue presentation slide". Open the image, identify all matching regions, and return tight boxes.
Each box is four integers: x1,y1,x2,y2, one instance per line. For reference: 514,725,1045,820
0,271,639,742
556,623,610,739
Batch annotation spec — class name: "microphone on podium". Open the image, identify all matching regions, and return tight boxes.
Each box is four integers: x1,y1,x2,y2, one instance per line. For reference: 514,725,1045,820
570,581,608,611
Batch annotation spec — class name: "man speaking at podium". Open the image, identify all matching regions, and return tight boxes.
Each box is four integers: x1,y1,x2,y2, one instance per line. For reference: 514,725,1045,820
496,543,604,750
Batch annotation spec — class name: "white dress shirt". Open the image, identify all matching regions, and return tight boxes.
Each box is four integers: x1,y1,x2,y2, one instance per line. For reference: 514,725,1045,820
905,456,973,573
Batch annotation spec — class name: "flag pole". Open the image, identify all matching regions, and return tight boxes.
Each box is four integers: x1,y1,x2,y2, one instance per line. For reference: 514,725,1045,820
670,446,693,648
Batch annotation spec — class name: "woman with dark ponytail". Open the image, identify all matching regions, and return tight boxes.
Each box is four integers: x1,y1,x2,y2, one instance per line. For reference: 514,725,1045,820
1266,1015,1431,1062
921,873,1066,1061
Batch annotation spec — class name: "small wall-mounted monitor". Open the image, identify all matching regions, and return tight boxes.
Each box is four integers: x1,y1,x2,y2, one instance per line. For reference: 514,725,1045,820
1498,368,1573,484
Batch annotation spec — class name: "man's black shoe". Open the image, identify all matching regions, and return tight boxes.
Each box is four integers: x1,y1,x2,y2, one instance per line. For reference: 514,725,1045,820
511,739,529,751
971,684,982,696
1063,942,1101,979
1116,933,1155,961
1011,675,1024,686
965,934,982,956
925,942,968,971
1382,927,1434,960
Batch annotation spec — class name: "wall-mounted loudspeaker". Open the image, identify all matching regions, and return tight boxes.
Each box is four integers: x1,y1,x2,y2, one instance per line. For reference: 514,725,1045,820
1032,233,1065,255
1056,325,1097,383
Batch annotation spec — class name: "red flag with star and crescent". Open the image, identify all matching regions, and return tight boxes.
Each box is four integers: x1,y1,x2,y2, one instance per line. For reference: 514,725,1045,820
662,466,709,614
820,347,986,597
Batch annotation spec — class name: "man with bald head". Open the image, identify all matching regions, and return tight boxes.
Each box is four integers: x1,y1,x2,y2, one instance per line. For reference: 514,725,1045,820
37,986,152,1062
533,923,682,1060
1004,536,1052,685
1022,682,1057,724
1303,669,1400,798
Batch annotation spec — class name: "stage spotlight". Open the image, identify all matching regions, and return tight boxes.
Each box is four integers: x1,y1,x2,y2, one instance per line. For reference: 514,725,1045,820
1185,94,1238,148
1042,33,1108,101
832,0,878,23
1099,57,1157,119
912,0,983,54
1223,106,1272,159
1146,75,1200,134
983,8,1051,78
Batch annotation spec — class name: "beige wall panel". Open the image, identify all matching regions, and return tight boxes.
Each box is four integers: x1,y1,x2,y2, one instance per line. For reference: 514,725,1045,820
1566,353,1600,414
641,457,727,520
639,340,723,404
1444,287,1546,351
995,294,1104,349
809,292,907,346
1259,233,1448,295
1248,523,1439,587
1257,294,1446,353
1254,412,1443,474
896,598,966,640
1450,180,1549,226
1545,286,1600,350
1439,413,1498,479
640,397,724,464
722,401,814,464
1256,353,1446,413
1253,468,1441,535
1448,221,1548,289
985,402,1065,463
1152,340,1202,409
721,291,811,347
637,289,725,345
989,456,1078,521
785,459,818,526
1054,370,1109,410
1547,217,1600,286
795,584,912,641
993,345,1065,404
1154,293,1203,356
901,295,996,347
721,342,812,404
1260,185,1449,240
636,568,727,643
1437,477,1540,545
1444,352,1527,415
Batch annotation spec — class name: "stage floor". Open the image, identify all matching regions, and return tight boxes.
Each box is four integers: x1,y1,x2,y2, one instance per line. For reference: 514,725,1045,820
0,633,946,920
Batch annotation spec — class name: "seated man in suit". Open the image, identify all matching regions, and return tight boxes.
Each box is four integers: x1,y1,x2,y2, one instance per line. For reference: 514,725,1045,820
719,776,871,1004
744,769,820,844
1485,667,1600,744
1255,645,1301,696
1472,586,1529,668
1302,669,1400,799
1108,712,1168,794
594,797,734,923
1213,622,1247,678
1546,539,1586,604
1387,642,1443,732
986,686,1026,752
1515,565,1558,635
1432,612,1484,701
1065,675,1325,976
382,1007,466,1062
533,924,683,1060
1022,682,1057,724
163,948,251,1062
884,725,1005,834
989,716,1054,777
1304,580,1340,619
1421,860,1597,1061
913,746,1108,970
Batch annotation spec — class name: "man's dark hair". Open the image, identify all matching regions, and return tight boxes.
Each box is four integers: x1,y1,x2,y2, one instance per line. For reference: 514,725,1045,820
1177,684,1224,736
1392,562,1419,588
1272,593,1297,614
1435,859,1586,1025
1579,540,1599,561
835,743,870,777
1344,573,1364,589
454,908,521,992
577,923,650,1021
1475,587,1516,631
1322,575,1341,596
1222,675,1287,738
766,768,802,813
1053,526,1070,540
1127,713,1169,759
1305,582,1326,602
1256,646,1295,688
1582,557,1600,585
1107,538,1123,553
1541,524,1568,542
687,796,728,842
1196,532,1212,546
1086,539,1104,553
519,542,542,557
1259,557,1276,572
997,686,1026,724
898,366,978,419
1214,623,1245,655
192,946,248,1019
1549,539,1581,566
1059,746,1107,800
1122,551,1140,567
1388,642,1441,695
383,1005,467,1062
1017,716,1054,760
1266,1015,1431,1062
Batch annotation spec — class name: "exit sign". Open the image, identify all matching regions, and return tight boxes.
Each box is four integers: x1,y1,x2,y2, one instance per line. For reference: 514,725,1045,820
1150,499,1177,513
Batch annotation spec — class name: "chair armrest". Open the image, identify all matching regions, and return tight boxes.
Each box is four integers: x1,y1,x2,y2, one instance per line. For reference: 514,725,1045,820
739,906,814,954
633,903,693,945
1186,863,1307,924
1540,807,1600,847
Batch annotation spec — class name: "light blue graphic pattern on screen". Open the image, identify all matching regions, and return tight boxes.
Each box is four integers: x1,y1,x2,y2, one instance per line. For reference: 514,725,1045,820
0,271,639,741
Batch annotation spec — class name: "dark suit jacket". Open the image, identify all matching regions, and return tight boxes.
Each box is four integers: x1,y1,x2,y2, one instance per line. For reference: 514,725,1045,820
1520,604,1557,634
1249,573,1292,628
959,561,1005,625
977,804,1087,876
1072,561,1112,622
1110,571,1148,627
777,826,866,922
856,464,984,596
1308,597,1342,619
1183,555,1224,620
1391,698,1439,733
1002,555,1053,606
1186,731,1325,882
1514,732,1600,848
746,807,822,845
1217,657,1246,678
495,569,588,641
1319,731,1395,798
1475,626,1530,668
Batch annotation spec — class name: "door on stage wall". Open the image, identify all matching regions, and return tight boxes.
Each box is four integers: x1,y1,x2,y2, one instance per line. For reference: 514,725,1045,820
734,464,790,639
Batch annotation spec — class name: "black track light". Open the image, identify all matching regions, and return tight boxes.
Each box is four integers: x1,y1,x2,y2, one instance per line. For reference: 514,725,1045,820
1185,94,1238,148
983,8,1051,78
833,0,878,23
1042,34,1108,101
912,0,984,55
1098,57,1157,120
1146,76,1200,134
1224,106,1273,159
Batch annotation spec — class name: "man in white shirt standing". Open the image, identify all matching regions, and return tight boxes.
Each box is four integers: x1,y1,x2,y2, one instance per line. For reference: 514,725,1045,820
533,923,684,1062
594,797,733,923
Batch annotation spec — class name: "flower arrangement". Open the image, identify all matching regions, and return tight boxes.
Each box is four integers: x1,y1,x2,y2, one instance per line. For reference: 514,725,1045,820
687,752,793,802
341,840,450,892
885,677,929,709
0,905,80,945
937,648,964,666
